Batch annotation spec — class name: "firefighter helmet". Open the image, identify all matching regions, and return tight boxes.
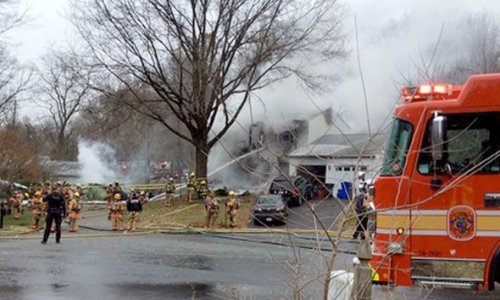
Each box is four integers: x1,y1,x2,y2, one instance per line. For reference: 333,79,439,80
200,180,206,185
190,172,195,177
74,192,80,198
228,190,236,196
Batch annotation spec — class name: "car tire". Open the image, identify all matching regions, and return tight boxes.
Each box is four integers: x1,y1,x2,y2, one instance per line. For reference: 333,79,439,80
253,218,262,226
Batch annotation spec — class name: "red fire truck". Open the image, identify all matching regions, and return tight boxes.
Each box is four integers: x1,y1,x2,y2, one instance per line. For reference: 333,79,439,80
371,73,500,290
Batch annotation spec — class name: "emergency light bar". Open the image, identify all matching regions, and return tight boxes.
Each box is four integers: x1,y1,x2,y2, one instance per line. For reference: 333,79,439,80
401,83,452,102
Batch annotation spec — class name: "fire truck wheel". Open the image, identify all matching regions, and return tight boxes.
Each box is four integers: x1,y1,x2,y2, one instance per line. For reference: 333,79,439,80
489,248,500,290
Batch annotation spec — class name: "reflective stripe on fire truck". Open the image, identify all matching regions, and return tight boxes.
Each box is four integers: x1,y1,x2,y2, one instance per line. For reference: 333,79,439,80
376,209,500,237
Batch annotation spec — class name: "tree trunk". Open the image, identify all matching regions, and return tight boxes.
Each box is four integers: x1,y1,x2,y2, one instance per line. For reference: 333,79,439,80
195,140,209,180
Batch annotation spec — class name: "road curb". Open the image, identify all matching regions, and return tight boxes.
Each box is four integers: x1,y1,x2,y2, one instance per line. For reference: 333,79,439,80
1,223,354,240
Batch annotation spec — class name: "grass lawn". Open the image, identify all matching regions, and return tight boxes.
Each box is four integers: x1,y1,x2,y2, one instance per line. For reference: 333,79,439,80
1,211,33,227
141,195,256,229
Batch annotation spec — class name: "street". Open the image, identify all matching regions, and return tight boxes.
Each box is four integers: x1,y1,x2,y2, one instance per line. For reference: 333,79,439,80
0,234,350,300
1,199,500,299
1,232,499,300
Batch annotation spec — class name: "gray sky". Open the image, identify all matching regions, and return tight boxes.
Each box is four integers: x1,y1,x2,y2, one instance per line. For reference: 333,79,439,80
7,0,69,62
8,0,500,132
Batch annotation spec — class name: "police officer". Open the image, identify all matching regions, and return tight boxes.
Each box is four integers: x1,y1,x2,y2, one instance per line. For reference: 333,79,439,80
127,191,143,231
353,183,369,240
41,182,66,244
165,178,176,207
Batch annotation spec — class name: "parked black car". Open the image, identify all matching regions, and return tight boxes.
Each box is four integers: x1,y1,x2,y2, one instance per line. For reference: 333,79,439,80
252,195,288,225
269,176,313,207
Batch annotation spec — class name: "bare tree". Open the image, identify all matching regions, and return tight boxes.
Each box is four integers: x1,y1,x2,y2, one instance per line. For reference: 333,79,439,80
0,0,24,36
0,0,30,122
38,50,97,160
76,89,195,171
71,0,347,178
446,12,500,82
406,12,500,84
0,122,43,184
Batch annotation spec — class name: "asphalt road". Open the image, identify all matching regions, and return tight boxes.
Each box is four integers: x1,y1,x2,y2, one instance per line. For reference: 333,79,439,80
2,198,500,299
0,234,352,300
2,231,500,299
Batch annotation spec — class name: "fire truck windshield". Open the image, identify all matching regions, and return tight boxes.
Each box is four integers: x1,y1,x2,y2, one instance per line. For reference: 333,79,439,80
381,118,413,175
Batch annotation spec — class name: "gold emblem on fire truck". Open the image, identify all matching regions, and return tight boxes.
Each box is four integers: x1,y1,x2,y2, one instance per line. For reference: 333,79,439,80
447,205,476,241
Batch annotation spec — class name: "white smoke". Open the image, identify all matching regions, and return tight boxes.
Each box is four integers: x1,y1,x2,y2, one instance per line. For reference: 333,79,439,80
77,139,120,185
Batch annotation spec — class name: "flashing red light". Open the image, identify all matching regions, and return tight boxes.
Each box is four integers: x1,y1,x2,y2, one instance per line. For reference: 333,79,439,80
401,83,452,102
433,84,449,94
418,85,432,94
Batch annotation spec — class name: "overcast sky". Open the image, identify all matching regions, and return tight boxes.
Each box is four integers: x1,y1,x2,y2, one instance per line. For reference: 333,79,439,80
8,0,500,132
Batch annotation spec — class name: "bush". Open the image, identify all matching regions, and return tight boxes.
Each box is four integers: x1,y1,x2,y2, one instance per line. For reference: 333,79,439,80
84,185,107,200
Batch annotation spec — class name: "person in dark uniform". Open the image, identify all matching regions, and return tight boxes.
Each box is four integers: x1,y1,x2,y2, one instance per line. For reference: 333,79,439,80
127,191,143,231
41,183,66,244
353,183,369,240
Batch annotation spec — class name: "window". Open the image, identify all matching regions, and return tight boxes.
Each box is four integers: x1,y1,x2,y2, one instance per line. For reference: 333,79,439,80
381,118,413,175
418,112,500,174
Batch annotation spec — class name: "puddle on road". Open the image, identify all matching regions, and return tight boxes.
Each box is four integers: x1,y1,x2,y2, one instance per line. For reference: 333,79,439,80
51,283,69,290
132,254,213,271
111,282,216,298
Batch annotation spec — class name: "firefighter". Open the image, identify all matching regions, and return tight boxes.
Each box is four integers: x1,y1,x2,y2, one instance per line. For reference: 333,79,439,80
353,182,369,240
127,191,143,231
187,172,196,203
197,180,208,201
41,183,66,244
35,182,44,196
105,184,114,207
226,191,239,228
110,193,125,231
75,184,85,201
30,191,44,230
62,182,73,217
9,191,22,219
42,180,51,197
68,192,82,232
139,191,148,204
205,192,219,229
112,181,122,199
165,178,176,207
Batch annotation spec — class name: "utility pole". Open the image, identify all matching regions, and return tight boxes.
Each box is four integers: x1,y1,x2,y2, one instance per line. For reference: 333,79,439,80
352,239,372,299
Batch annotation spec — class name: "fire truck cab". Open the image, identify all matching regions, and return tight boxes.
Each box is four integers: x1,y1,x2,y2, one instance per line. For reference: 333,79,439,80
371,74,500,290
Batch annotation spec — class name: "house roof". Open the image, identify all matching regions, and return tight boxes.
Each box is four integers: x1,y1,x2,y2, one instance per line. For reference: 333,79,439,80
287,133,386,158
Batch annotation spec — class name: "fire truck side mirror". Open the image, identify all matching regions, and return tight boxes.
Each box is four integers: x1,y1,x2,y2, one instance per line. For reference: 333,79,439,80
431,113,447,162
